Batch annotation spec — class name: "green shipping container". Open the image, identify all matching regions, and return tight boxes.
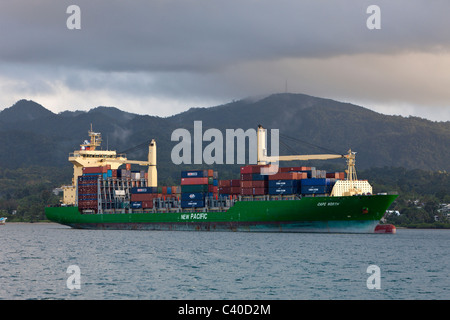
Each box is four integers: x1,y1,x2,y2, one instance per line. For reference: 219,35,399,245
181,184,209,193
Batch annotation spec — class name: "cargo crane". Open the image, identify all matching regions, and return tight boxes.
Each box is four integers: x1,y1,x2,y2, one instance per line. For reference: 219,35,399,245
62,125,157,205
256,125,370,196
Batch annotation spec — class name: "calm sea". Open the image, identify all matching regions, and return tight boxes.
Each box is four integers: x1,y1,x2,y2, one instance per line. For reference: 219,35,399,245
0,223,448,300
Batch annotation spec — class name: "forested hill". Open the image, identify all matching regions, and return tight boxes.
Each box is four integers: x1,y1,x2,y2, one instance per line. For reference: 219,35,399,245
0,93,449,173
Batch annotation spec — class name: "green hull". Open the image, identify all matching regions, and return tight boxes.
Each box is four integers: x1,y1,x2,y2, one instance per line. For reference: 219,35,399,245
46,194,397,233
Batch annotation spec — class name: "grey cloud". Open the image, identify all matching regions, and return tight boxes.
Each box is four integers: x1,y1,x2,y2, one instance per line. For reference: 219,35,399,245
1,1,450,73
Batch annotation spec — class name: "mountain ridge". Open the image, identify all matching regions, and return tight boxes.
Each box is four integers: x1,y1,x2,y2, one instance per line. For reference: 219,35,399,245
0,93,448,173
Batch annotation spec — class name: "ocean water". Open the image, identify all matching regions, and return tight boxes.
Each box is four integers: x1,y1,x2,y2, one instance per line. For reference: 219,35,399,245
0,223,448,300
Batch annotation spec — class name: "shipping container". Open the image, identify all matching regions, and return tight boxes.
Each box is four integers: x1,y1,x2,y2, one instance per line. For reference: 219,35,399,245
301,178,330,186
131,193,159,202
268,180,299,188
268,172,299,180
181,170,208,178
131,187,158,194
181,193,205,201
241,187,267,195
240,164,271,174
219,180,231,187
240,173,253,181
181,177,209,185
131,201,142,209
83,166,108,174
300,185,330,194
181,200,205,208
142,201,154,209
181,184,209,193
251,173,269,181
268,187,297,195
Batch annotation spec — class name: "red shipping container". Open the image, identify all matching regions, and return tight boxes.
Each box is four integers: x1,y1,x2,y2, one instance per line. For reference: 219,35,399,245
83,166,104,174
251,180,268,188
241,187,267,195
240,180,253,188
240,173,253,181
181,177,208,185
219,186,231,194
219,180,231,187
240,187,253,195
240,166,255,174
207,185,218,193
131,193,158,201
207,169,214,177
268,172,299,180
230,187,240,194
162,186,167,194
229,179,240,187
240,164,272,174
142,201,153,209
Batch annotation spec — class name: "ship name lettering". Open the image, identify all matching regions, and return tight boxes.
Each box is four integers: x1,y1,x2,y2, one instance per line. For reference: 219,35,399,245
327,202,340,206
317,202,340,207
191,213,207,219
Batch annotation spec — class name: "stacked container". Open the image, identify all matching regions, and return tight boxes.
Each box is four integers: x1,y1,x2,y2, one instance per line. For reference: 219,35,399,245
77,166,111,212
180,169,218,208
218,179,241,196
300,178,335,195
239,165,271,196
130,186,180,209
268,171,308,195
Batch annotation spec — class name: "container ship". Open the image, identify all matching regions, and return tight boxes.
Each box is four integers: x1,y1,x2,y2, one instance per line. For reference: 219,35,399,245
45,126,398,233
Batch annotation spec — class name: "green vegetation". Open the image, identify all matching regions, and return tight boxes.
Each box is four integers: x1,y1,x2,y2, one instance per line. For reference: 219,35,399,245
0,165,448,228
361,167,450,228
0,166,70,222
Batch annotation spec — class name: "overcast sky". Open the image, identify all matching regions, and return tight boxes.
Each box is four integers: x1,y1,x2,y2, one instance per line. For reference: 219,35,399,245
1,0,449,121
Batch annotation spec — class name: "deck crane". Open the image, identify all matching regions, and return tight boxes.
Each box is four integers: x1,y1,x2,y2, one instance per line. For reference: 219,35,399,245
256,125,369,196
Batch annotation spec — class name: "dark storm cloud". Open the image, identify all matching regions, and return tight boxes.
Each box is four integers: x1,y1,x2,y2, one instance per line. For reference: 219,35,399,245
0,0,449,121
1,0,449,72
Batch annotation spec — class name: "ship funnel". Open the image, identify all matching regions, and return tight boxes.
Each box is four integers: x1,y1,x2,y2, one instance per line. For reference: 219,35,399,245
148,139,157,187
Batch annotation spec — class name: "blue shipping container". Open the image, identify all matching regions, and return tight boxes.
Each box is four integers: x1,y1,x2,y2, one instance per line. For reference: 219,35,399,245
181,200,205,208
181,192,205,201
301,178,329,186
268,187,297,195
181,170,207,178
300,185,330,194
268,180,298,188
131,201,142,208
131,187,158,194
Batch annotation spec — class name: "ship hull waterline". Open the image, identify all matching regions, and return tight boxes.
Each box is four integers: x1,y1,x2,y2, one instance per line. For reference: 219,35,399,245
45,194,397,234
